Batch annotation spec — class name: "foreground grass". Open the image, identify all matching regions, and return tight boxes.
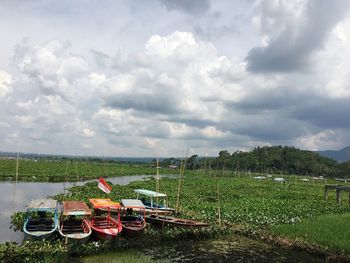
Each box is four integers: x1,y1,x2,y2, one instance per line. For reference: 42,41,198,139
272,213,350,254
82,250,166,263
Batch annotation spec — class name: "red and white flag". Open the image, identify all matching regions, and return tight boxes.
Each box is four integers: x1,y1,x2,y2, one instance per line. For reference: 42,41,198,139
98,177,112,194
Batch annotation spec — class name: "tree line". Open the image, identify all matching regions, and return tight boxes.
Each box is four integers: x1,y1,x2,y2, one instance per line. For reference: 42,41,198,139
159,146,350,178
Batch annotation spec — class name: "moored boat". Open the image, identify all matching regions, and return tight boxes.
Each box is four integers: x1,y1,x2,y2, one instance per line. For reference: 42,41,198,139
134,189,175,213
145,214,209,228
59,201,92,244
88,198,122,240
120,199,146,237
23,199,59,240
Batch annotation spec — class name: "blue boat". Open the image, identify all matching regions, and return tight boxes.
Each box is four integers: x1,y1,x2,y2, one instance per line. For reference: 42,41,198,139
23,199,59,240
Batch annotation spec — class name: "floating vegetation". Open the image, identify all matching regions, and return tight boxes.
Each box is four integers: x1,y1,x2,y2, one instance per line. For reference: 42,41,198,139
5,172,350,262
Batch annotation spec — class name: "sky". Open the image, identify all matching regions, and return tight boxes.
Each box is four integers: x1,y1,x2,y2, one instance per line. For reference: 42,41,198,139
1,0,350,157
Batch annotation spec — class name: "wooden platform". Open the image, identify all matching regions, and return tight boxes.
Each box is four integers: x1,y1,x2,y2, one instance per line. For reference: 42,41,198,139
324,184,350,205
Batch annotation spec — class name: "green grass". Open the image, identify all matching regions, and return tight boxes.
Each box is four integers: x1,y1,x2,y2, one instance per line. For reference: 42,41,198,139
272,213,350,254
53,172,348,228
0,158,177,181
82,250,166,263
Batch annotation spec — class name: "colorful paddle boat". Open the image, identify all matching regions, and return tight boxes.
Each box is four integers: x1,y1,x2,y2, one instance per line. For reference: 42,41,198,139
120,199,146,237
23,199,59,240
134,189,175,214
59,201,92,244
88,198,122,240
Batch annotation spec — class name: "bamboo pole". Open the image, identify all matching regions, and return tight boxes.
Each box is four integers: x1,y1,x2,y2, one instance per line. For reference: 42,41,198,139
176,157,184,212
63,159,71,195
156,158,160,217
13,148,20,213
75,158,79,182
217,182,221,227
176,149,189,213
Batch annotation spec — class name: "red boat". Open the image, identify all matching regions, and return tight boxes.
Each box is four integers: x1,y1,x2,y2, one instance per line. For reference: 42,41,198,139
120,199,146,237
88,198,122,240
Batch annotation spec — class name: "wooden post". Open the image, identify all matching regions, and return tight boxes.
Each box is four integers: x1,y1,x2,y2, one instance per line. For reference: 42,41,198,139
336,188,341,205
348,191,350,207
324,185,328,201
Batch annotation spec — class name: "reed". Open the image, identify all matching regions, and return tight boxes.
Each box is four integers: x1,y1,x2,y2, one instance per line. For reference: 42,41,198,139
272,213,350,254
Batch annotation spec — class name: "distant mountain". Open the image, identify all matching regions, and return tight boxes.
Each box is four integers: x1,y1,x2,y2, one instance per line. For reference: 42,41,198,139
316,146,350,162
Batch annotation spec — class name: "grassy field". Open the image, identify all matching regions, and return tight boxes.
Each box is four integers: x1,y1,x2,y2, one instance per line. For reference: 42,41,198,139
272,213,350,254
0,158,177,181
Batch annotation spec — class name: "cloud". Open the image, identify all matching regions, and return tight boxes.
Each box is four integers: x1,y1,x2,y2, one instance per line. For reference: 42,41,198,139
13,40,89,102
3,17,350,156
0,70,12,99
159,0,210,14
246,0,350,72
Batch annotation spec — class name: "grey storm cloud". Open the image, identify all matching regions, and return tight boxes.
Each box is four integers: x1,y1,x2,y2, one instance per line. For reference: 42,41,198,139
222,82,350,143
163,116,217,128
105,93,180,115
246,0,350,73
225,86,314,114
292,98,350,129
159,0,210,14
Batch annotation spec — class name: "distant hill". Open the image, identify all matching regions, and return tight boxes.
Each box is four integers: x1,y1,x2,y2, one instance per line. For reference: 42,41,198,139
316,146,350,162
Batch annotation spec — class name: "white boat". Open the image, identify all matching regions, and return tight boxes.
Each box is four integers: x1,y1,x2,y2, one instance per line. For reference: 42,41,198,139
59,201,92,244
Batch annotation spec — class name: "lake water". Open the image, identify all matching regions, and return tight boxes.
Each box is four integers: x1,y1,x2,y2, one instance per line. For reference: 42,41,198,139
0,174,160,243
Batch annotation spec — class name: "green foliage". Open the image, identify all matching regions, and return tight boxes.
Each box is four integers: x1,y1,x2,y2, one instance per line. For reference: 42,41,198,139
82,250,164,263
0,159,176,181
272,213,350,254
10,212,26,231
207,146,340,177
0,241,67,263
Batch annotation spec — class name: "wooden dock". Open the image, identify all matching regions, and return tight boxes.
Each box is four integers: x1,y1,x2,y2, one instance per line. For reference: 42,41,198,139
324,184,350,205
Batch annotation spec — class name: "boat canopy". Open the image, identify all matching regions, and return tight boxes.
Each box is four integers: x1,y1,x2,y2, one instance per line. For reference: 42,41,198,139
121,199,145,209
27,199,57,211
274,177,286,182
62,201,91,216
89,198,121,209
134,189,167,197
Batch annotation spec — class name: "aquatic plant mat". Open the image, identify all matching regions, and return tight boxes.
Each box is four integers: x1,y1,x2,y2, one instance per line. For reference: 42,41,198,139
6,172,350,262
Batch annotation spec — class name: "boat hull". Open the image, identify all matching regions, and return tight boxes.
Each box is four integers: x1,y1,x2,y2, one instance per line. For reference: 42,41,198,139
59,218,92,244
88,216,122,241
23,218,58,240
121,215,146,237
145,215,209,228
